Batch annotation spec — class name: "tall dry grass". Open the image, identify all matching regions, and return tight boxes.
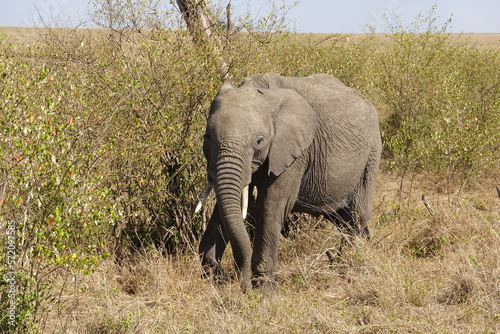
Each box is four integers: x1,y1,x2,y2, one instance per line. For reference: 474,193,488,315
40,172,499,333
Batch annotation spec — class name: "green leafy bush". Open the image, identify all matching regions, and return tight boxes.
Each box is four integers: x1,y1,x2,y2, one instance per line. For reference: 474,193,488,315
0,32,117,331
372,13,499,186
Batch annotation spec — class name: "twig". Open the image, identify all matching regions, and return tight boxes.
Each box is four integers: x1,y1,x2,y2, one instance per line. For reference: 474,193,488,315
421,194,435,216
496,186,500,199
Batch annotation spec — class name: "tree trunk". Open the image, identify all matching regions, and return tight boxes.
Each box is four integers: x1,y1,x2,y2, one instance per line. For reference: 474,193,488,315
176,0,231,80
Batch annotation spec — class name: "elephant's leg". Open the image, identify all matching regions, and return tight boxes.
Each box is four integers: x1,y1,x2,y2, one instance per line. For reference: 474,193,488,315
334,206,369,238
199,204,229,283
330,151,379,240
251,164,304,289
322,206,366,266
354,147,381,238
325,163,377,262
342,151,380,240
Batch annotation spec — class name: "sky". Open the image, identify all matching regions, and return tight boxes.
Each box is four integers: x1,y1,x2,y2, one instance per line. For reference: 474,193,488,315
0,0,499,33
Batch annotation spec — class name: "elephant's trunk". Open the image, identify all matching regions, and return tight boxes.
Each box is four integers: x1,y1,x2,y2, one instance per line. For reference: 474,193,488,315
213,148,252,291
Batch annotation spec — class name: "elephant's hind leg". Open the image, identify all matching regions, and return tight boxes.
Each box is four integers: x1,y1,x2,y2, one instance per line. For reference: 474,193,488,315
331,206,370,238
325,157,378,262
350,148,380,240
338,148,380,239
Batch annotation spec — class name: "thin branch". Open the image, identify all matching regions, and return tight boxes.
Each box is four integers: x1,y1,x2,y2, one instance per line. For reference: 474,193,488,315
421,194,435,216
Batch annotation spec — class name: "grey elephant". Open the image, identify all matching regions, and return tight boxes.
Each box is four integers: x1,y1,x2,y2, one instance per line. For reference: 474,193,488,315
195,73,382,291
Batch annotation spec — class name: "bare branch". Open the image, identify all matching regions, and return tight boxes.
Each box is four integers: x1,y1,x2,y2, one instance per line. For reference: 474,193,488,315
421,194,435,216
175,0,231,79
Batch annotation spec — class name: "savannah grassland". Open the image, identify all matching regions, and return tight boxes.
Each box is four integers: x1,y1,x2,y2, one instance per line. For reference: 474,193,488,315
0,21,499,334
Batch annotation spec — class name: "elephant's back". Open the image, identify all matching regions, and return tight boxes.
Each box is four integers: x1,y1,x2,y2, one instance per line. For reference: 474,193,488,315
242,72,381,160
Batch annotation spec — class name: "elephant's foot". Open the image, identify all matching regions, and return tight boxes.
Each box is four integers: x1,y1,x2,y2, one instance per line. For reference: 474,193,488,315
329,235,369,280
325,248,340,266
325,234,365,265
252,273,277,292
201,262,230,285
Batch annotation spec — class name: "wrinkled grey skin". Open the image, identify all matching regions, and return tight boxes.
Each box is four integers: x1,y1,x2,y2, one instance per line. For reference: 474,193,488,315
199,73,382,291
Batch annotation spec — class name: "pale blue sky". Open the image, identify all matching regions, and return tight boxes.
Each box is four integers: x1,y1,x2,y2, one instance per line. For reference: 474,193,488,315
1,0,499,33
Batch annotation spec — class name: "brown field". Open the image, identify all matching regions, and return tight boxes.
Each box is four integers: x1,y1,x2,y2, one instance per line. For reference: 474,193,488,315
40,172,500,333
2,26,499,48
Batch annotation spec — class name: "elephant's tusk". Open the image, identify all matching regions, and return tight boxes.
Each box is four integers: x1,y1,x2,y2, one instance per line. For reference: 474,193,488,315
195,182,213,213
241,185,249,219
252,186,258,201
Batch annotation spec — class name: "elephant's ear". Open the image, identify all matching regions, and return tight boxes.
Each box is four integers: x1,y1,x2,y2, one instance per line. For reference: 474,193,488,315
268,90,317,176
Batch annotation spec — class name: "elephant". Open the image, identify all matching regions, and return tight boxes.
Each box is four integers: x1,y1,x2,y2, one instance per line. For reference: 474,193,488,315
195,73,382,291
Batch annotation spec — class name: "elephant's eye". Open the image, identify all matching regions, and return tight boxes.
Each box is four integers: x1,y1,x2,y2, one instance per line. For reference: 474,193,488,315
254,135,265,148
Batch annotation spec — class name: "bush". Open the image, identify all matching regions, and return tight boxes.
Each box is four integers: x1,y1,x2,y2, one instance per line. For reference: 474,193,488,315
0,32,117,331
373,13,499,188
0,2,296,328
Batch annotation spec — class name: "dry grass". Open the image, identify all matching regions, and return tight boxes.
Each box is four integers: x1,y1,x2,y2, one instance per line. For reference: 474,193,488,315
38,172,500,333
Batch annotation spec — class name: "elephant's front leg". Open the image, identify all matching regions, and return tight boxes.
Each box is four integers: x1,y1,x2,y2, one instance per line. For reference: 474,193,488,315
251,165,304,289
199,204,229,283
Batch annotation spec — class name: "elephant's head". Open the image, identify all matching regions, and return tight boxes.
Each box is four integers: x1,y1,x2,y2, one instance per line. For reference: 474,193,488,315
199,80,317,289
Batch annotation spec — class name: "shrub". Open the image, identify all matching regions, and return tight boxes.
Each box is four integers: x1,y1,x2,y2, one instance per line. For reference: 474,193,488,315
372,13,499,189
0,3,297,328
